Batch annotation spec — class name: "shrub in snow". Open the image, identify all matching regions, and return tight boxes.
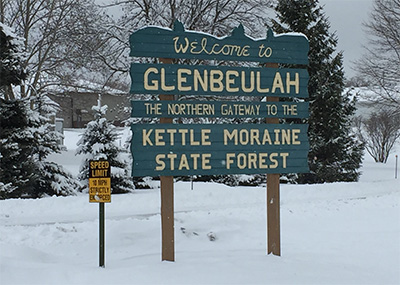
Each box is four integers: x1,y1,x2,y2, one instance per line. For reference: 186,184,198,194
132,176,158,189
354,109,400,163
76,101,134,194
182,174,268,187
210,174,264,187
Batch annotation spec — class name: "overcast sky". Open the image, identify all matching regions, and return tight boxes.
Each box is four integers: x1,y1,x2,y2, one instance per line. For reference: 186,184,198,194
320,0,375,79
101,0,375,79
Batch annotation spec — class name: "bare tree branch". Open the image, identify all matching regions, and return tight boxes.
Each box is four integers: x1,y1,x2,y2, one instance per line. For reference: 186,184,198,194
355,0,400,109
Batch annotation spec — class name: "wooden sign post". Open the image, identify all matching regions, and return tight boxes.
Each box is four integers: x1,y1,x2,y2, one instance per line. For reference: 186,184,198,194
267,93,281,256
129,20,309,260
159,58,175,262
266,62,280,256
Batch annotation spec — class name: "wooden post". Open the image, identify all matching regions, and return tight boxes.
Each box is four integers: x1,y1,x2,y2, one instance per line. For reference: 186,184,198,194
266,63,281,256
267,173,280,256
159,58,175,262
160,174,174,261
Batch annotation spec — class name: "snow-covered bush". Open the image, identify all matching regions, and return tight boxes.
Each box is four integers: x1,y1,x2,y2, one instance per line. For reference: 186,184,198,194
76,99,134,194
0,96,79,199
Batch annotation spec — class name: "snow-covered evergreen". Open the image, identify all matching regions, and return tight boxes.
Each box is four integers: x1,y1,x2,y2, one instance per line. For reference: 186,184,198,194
30,94,80,197
0,22,27,100
0,98,37,198
1,22,79,198
0,23,34,198
270,0,364,183
0,96,79,199
76,96,134,194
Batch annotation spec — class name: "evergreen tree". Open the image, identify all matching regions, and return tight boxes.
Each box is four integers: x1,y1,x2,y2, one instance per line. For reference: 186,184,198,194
0,98,38,198
270,0,364,183
0,96,79,199
0,23,35,198
76,97,134,194
0,23,27,100
1,24,78,198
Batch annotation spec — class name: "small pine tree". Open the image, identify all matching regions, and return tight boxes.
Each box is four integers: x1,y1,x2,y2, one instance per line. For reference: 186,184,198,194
270,0,364,183
76,96,134,194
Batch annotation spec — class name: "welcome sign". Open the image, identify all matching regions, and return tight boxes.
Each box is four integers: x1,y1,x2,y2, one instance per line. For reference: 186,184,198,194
129,20,309,177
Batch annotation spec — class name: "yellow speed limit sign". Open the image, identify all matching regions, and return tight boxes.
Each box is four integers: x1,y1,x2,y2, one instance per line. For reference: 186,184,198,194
89,160,111,203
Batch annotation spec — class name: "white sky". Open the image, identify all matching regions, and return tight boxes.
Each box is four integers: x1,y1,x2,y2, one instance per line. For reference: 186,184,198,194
320,0,374,78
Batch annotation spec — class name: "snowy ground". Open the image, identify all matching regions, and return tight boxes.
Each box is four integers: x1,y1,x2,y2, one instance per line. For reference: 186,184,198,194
1,129,399,285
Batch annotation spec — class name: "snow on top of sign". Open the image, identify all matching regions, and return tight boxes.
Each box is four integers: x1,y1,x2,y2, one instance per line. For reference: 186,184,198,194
244,28,308,42
135,24,172,33
132,20,308,42
133,23,232,40
274,31,309,41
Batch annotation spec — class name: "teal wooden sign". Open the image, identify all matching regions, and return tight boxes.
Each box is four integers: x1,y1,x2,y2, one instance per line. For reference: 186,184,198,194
131,100,309,119
130,20,309,64
131,124,309,176
129,22,310,178
130,63,309,97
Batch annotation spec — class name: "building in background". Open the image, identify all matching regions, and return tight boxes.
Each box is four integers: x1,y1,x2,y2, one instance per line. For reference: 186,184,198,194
49,92,131,128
